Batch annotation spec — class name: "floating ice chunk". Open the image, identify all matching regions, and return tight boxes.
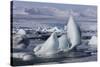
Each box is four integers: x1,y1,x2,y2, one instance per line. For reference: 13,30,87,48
89,36,97,45
41,28,48,32
58,34,70,52
13,34,29,49
34,32,59,58
17,29,26,35
22,54,34,61
15,44,27,49
88,36,97,51
12,52,35,61
12,52,26,59
67,15,81,50
47,27,62,33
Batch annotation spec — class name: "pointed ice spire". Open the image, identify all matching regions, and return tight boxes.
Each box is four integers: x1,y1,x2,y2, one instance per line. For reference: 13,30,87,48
67,15,81,50
34,32,59,58
58,34,70,52
40,32,59,52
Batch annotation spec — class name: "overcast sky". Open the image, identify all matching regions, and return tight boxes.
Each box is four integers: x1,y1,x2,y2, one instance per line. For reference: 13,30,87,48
12,1,97,20
12,1,96,10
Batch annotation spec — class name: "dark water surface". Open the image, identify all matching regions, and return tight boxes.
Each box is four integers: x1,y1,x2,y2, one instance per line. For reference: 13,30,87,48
11,54,97,66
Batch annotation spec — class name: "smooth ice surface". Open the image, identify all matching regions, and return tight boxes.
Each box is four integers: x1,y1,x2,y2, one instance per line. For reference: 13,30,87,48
58,34,70,52
34,32,59,58
67,15,81,50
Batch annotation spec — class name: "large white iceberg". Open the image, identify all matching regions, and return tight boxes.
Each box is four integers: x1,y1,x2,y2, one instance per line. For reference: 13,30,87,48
12,52,34,61
33,15,81,58
67,15,81,50
59,15,81,52
34,32,59,58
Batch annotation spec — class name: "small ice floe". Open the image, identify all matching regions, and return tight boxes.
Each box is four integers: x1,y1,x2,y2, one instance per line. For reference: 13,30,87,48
16,29,26,35
34,32,59,58
67,15,81,50
13,30,29,49
12,52,26,59
47,27,62,33
88,36,97,51
23,54,34,61
41,28,48,32
12,29,17,34
12,52,35,61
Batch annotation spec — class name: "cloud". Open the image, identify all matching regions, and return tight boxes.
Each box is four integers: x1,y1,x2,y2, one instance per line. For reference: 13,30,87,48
82,8,97,18
24,7,70,19
13,6,97,20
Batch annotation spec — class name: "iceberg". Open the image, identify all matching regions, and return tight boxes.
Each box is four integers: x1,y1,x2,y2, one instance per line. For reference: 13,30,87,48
58,34,70,52
88,36,97,51
16,29,26,35
13,29,29,49
34,32,59,58
47,27,62,33
33,15,82,58
12,52,35,61
41,28,48,32
23,54,35,61
67,15,81,50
